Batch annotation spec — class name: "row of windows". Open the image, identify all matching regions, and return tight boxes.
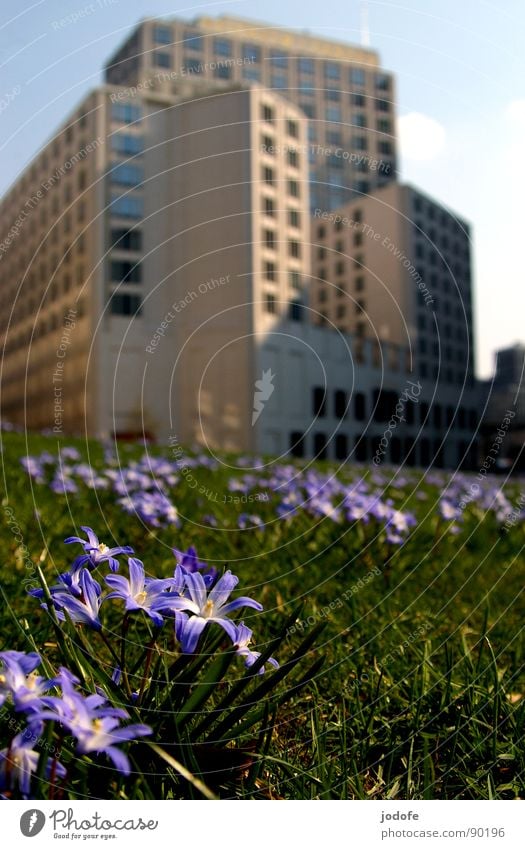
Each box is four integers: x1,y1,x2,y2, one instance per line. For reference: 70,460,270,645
2,302,86,351
261,197,301,227
261,231,302,256
413,196,468,234
152,27,391,88
289,431,476,468
262,266,304,288
264,295,304,320
262,167,301,197
418,362,473,386
311,386,477,429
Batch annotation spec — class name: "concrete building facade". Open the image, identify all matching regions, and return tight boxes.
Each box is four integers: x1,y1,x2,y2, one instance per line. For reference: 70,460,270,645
104,15,398,211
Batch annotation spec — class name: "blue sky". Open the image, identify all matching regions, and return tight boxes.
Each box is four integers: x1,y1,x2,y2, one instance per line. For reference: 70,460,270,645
1,0,523,376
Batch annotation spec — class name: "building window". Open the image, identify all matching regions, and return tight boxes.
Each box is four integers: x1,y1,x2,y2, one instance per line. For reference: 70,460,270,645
287,149,299,168
377,118,391,133
335,260,345,276
289,432,305,458
288,208,300,228
326,88,341,101
184,31,203,51
262,104,275,123
242,43,261,62
354,180,369,194
353,135,368,151
325,61,341,79
326,106,342,123
350,67,366,86
264,261,277,281
110,194,144,218
111,228,142,251
288,240,300,258
185,58,203,74
214,65,232,79
111,163,144,186
242,67,261,81
111,134,143,155
289,270,301,290
313,386,326,417
376,99,390,112
287,179,299,197
263,166,275,186
110,260,141,283
111,103,142,124
351,93,366,107
334,389,347,418
270,50,288,68
297,56,314,74
265,293,277,314
271,73,288,89
300,103,316,118
213,38,232,56
154,25,172,44
110,293,142,316
263,196,276,217
375,73,390,90
378,140,392,155
288,300,303,321
355,392,366,420
153,52,171,68
287,119,299,138
262,134,275,153
353,113,367,127
264,229,276,250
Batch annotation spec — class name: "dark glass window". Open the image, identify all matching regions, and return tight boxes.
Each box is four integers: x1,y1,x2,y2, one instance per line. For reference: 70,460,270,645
313,387,326,417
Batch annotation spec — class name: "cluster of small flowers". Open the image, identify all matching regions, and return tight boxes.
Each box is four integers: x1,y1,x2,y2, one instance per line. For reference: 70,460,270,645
30,527,275,668
229,467,417,544
2,527,275,797
0,652,151,797
21,451,187,527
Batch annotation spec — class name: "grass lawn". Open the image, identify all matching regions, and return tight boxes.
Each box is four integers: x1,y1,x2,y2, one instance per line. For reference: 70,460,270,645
1,430,524,799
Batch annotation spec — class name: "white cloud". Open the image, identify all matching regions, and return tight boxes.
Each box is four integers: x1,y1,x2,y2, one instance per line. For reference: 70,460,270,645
397,112,446,162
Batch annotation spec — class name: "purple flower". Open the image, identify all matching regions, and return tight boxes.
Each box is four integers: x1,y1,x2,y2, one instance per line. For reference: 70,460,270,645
65,526,133,573
0,724,66,796
50,570,103,631
175,571,263,654
0,652,51,713
35,671,150,775
440,499,462,522
105,558,183,626
173,545,217,585
234,622,278,674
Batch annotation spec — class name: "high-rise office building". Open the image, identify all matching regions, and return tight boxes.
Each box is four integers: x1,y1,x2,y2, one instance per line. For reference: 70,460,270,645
311,182,475,388
0,81,312,446
104,15,397,211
